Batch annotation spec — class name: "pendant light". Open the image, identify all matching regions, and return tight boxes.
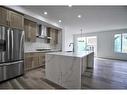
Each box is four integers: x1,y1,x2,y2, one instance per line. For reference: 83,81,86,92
79,28,84,42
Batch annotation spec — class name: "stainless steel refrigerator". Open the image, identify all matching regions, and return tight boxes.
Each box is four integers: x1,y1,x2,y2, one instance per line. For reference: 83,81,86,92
0,25,24,82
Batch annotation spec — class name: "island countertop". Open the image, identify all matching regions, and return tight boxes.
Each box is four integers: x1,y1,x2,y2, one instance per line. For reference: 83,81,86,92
45,51,94,89
46,51,94,58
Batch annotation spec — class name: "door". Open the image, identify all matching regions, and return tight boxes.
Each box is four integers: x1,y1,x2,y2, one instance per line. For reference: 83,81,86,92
0,26,24,63
10,28,24,61
0,26,11,63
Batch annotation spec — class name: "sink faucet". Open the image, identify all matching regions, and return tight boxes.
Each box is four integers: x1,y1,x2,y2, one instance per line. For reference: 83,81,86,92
69,43,74,52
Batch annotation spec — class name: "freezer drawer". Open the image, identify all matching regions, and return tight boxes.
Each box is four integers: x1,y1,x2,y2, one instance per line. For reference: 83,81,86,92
0,60,24,82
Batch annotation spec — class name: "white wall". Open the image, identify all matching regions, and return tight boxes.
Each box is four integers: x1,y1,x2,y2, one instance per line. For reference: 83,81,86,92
97,29,127,60
63,6,127,52
74,29,127,60
63,26,81,51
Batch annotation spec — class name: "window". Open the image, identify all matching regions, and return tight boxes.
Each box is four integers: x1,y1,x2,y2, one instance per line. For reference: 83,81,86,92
77,36,97,56
114,33,127,53
122,33,127,53
114,34,122,52
77,37,86,51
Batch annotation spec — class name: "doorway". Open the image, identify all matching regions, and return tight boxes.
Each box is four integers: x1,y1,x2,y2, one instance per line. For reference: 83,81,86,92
76,36,97,56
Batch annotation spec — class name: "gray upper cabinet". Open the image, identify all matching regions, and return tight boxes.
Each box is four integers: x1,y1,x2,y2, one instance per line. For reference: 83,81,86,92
9,10,24,30
47,27,58,45
0,7,24,30
0,7,8,26
24,19,37,42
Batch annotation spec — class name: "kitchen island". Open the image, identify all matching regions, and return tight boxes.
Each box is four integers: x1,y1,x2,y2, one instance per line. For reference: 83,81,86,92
45,51,94,89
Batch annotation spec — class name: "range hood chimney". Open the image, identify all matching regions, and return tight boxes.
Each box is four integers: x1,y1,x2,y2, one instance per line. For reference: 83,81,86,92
37,24,52,39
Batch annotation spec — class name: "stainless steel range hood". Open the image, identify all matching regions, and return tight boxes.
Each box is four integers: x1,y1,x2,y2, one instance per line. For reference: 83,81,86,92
36,24,52,39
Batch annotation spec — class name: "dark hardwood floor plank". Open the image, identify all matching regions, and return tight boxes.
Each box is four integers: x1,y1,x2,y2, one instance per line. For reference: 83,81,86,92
0,82,13,89
9,79,24,89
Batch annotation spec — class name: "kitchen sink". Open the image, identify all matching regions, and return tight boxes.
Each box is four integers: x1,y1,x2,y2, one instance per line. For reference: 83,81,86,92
36,49,51,51
66,51,73,52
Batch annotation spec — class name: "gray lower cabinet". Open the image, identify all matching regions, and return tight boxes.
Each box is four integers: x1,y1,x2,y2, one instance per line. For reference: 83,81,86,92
24,52,45,71
0,66,4,81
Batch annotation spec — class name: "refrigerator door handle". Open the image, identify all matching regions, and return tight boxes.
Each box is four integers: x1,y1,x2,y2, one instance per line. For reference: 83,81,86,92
0,60,23,66
7,29,10,60
11,30,14,60
19,31,24,59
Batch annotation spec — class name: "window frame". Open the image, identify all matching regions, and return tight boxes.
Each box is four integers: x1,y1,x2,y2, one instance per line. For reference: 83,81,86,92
114,33,127,54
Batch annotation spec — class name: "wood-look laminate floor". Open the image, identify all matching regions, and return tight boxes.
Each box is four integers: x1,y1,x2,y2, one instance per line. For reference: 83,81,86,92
0,58,127,89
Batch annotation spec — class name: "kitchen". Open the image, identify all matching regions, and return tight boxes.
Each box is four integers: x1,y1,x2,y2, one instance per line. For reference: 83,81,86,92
0,6,94,89
0,6,61,87
0,5,127,89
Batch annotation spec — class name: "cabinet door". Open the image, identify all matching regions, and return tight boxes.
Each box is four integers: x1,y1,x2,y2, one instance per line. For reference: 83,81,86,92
46,27,51,43
49,28,54,45
0,7,8,26
38,53,45,66
50,28,58,45
24,53,33,71
33,53,45,67
24,19,37,42
54,29,58,44
24,19,30,41
9,11,24,30
29,21,37,42
0,7,24,29
0,66,4,82
25,53,43,71
24,57,32,71
31,53,39,68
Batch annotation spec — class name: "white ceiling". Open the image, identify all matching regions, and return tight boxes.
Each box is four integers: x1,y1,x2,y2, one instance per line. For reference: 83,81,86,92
21,6,127,32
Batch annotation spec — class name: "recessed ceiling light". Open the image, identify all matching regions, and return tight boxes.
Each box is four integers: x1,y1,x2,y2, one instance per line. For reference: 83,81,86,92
58,20,62,23
44,11,47,15
77,14,82,18
68,5,72,7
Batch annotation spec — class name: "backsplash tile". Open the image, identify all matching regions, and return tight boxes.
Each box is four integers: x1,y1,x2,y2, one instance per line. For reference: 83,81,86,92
24,38,51,52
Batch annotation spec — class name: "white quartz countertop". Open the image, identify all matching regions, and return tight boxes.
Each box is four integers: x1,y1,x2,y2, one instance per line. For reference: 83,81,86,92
46,51,94,58
24,49,61,53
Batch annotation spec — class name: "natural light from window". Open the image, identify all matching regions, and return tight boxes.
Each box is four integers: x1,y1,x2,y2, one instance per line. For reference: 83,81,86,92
77,36,97,56
114,33,127,53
